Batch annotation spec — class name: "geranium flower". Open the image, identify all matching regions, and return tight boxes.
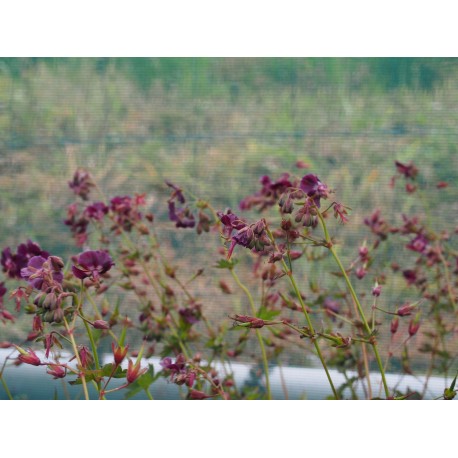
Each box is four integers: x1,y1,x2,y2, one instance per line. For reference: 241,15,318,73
72,250,114,282
299,174,330,207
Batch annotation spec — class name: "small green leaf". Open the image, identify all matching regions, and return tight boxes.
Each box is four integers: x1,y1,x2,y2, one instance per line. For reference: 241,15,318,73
257,306,281,321
214,258,238,269
101,363,126,378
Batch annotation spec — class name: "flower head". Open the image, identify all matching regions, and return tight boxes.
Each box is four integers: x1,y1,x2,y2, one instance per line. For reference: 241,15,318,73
1,240,49,279
239,173,294,211
299,174,330,207
83,202,109,221
395,161,418,180
72,250,114,282
21,256,64,290
68,169,94,200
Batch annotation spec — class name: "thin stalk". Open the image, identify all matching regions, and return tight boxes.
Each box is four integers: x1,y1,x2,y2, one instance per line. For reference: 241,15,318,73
63,316,90,400
281,261,339,399
230,268,272,400
264,224,339,399
316,210,390,398
0,356,13,400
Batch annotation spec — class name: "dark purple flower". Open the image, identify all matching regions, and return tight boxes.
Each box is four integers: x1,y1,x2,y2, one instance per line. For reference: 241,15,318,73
218,209,246,237
64,203,90,246
68,169,94,200
179,304,202,324
83,202,109,221
406,234,429,253
165,181,186,204
323,297,340,320
395,161,418,180
160,354,196,387
299,174,330,207
402,269,417,285
168,201,195,228
294,200,318,227
364,209,390,240
239,174,295,211
226,219,271,259
21,256,64,290
110,195,143,232
72,250,114,281
0,282,6,306
1,241,49,279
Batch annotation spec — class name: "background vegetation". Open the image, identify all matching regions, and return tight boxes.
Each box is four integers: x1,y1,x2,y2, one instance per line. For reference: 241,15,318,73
1,58,457,368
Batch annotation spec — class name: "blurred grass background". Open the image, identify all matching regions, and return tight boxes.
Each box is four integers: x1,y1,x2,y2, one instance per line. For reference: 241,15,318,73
1,58,457,252
0,58,457,363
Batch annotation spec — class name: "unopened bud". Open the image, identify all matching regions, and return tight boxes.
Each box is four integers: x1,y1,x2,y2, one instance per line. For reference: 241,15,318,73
93,319,110,330
390,317,399,334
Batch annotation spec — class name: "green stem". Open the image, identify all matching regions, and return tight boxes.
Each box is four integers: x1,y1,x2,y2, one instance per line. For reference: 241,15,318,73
230,268,272,400
316,211,390,398
63,316,90,400
264,223,339,399
0,357,13,400
281,260,339,399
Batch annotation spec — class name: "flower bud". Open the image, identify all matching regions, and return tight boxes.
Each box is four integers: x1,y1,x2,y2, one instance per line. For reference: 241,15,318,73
390,317,399,334
189,389,213,400
16,347,41,366
372,283,382,297
47,364,66,379
397,303,415,316
408,315,421,337
93,319,110,330
112,342,129,366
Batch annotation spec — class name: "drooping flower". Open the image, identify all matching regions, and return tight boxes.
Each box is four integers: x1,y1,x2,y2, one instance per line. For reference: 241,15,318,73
299,174,330,207
72,250,114,282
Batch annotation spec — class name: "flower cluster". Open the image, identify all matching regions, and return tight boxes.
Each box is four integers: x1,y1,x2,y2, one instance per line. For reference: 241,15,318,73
160,354,197,387
218,210,272,259
1,240,49,279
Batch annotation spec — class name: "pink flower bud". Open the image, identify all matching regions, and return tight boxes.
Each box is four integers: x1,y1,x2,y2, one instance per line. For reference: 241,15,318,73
397,303,415,316
17,347,41,366
372,284,382,297
92,320,110,330
189,389,213,400
390,317,399,334
408,318,421,337
47,364,66,379
355,267,367,279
